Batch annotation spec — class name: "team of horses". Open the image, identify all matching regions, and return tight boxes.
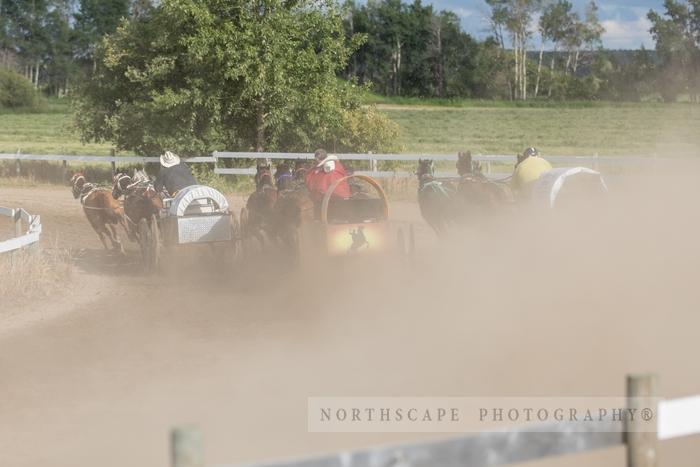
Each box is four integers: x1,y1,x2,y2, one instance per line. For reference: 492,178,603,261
70,169,163,256
417,151,513,235
241,160,315,252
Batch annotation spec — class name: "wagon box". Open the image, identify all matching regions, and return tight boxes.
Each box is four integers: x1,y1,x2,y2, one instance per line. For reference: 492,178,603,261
297,174,414,261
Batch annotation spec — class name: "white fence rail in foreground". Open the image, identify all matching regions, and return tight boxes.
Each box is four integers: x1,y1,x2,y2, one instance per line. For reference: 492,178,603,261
0,151,664,179
0,206,42,254
170,374,700,467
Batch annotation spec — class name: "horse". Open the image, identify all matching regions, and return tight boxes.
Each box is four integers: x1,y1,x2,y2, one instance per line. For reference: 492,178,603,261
455,151,512,212
112,170,163,242
293,159,312,184
417,159,455,235
244,162,279,246
70,172,127,254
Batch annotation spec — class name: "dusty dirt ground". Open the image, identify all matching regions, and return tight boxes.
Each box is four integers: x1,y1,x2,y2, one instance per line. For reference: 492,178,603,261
1,176,699,467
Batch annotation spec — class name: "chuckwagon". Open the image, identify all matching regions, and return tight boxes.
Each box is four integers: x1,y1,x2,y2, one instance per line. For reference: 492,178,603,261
296,174,415,262
138,185,240,271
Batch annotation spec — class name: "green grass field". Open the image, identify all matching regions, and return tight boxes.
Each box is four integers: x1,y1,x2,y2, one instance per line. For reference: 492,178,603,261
0,100,111,156
381,103,700,156
1,98,699,157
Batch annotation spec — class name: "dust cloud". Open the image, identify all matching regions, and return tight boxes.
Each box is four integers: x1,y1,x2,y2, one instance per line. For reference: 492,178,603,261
1,166,699,467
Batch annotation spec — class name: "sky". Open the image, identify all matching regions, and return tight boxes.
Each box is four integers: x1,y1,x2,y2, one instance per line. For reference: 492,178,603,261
428,0,665,49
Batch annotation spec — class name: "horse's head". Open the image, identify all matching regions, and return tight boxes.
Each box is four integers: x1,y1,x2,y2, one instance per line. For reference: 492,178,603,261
112,172,132,199
275,162,294,191
293,159,312,182
255,162,274,191
457,151,472,176
417,159,435,184
70,172,86,199
143,185,164,211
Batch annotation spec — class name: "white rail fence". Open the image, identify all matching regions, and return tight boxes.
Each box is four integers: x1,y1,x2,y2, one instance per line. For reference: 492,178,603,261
0,206,42,254
0,151,662,179
170,374,700,467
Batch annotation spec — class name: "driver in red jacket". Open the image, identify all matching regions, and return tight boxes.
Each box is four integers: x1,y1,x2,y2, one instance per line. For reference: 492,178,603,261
305,148,352,201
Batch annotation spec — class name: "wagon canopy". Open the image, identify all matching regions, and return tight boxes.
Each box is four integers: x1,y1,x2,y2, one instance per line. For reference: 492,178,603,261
531,167,608,208
168,185,230,217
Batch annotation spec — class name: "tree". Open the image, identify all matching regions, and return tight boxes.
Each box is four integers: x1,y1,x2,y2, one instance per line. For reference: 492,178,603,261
539,0,575,96
648,0,700,102
486,0,542,100
74,0,399,155
73,0,130,64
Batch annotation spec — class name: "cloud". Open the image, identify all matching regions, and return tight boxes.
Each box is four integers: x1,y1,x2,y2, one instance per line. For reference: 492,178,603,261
601,16,654,49
452,7,476,19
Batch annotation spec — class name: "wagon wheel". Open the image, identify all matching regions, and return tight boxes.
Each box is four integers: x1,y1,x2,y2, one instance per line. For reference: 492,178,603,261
138,218,152,272
149,214,160,271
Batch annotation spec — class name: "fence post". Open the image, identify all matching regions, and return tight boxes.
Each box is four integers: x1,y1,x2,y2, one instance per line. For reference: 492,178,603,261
110,149,116,176
625,374,658,467
15,149,21,176
171,426,204,467
368,151,377,173
13,208,22,238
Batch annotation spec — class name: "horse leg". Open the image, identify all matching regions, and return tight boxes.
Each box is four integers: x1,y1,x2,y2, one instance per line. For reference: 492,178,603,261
106,222,125,255
87,216,111,250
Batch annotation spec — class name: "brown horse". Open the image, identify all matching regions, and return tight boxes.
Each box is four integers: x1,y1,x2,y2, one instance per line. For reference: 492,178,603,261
70,172,126,254
112,171,163,242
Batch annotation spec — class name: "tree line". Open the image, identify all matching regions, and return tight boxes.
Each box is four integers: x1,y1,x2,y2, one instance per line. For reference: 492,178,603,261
0,0,153,97
0,0,698,103
343,0,700,102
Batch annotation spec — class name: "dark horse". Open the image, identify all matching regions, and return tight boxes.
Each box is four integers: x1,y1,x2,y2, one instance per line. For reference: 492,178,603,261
70,172,127,253
244,162,279,245
417,159,455,235
270,160,315,252
112,170,163,242
455,151,512,213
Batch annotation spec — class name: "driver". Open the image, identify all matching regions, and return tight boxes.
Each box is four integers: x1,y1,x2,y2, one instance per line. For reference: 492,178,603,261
512,147,552,195
304,148,351,201
154,151,197,196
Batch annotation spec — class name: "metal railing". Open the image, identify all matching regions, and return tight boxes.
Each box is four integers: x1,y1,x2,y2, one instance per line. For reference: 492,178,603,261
0,206,42,254
168,374,699,467
0,151,663,179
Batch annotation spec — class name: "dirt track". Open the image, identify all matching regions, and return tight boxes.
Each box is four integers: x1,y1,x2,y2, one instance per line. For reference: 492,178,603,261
1,180,700,467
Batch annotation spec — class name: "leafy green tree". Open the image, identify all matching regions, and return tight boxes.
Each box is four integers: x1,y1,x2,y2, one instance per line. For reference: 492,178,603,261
648,0,700,102
73,0,130,63
74,0,399,155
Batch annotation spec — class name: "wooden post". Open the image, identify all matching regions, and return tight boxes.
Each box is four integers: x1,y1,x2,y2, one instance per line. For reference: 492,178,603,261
171,426,203,467
625,374,658,467
15,149,21,176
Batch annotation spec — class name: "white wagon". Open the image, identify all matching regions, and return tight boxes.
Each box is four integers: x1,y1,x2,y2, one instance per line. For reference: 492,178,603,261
139,185,240,271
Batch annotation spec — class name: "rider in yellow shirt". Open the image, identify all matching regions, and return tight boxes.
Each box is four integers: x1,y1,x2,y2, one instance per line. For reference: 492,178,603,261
512,147,552,196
